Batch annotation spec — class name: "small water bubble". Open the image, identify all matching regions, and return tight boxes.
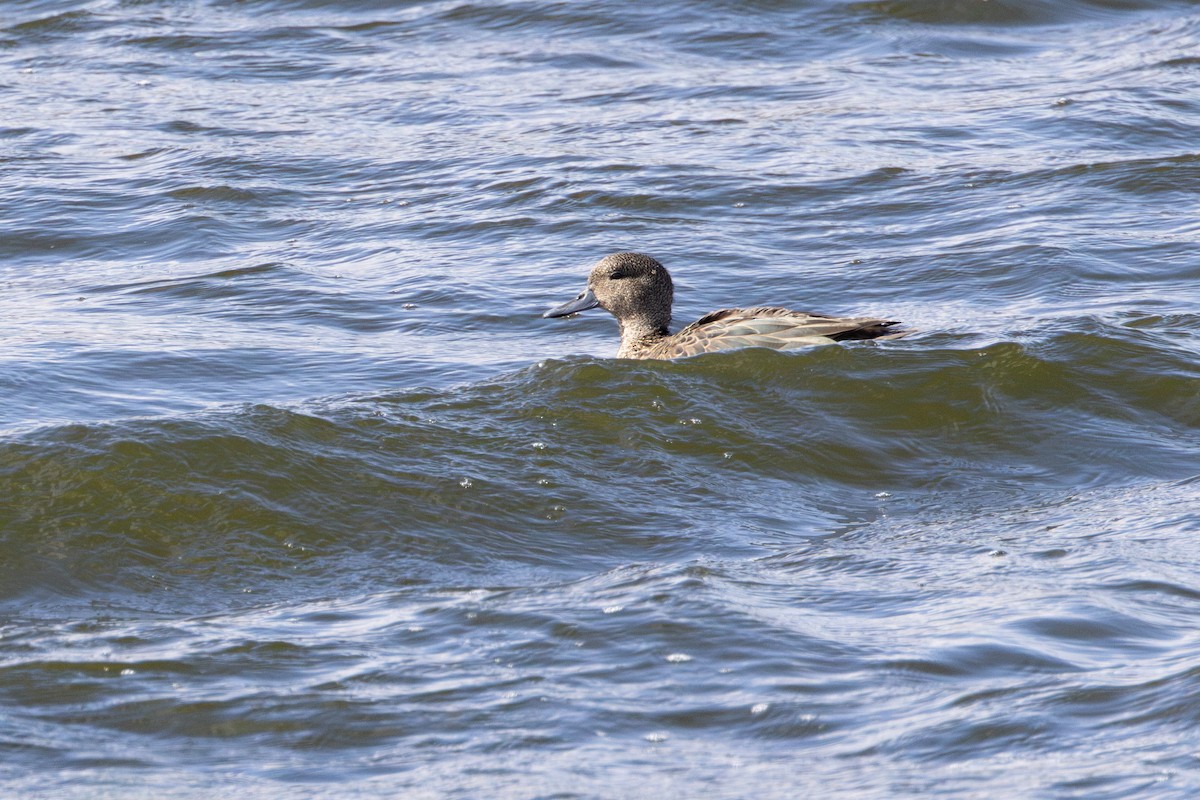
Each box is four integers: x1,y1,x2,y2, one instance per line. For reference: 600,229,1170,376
536,478,552,487
645,732,669,743
406,625,424,633
665,653,692,663
531,441,547,450
459,477,473,488
750,703,770,715
875,491,891,499
120,668,135,676
136,80,150,87
602,605,623,614
722,452,733,459
989,549,1007,558
403,303,417,309
732,202,745,208
466,611,478,620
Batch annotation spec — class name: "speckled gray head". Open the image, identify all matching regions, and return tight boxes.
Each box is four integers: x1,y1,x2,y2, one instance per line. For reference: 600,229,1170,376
542,252,674,331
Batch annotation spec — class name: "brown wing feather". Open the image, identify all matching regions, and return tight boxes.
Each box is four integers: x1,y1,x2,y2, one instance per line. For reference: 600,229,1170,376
644,307,903,359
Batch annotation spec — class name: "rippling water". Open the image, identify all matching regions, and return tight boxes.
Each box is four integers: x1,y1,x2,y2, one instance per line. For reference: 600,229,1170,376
2,0,1199,797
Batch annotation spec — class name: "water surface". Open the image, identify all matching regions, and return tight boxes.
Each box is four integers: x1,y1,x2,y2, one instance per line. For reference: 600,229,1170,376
2,0,1199,797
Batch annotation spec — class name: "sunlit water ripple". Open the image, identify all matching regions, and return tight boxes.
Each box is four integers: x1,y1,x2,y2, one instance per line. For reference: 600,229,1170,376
2,0,1199,797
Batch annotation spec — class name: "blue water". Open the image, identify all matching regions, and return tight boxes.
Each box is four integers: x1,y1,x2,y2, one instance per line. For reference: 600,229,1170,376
2,1,1199,797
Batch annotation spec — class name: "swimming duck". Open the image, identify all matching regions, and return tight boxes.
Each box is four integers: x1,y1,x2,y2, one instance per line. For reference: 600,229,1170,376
543,252,905,359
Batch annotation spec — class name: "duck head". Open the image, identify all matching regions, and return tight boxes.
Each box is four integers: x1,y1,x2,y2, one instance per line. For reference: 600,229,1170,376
543,252,674,333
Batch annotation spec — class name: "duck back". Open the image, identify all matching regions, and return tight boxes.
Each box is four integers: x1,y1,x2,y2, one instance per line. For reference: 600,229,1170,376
639,307,903,359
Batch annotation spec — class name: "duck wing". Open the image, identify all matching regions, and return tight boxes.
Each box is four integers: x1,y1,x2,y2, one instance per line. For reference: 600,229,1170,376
645,307,904,359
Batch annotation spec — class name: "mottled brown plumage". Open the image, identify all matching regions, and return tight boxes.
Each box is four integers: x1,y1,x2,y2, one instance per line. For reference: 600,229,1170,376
543,252,904,359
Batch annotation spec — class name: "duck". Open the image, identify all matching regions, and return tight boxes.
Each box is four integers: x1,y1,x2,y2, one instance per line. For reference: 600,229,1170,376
542,252,905,359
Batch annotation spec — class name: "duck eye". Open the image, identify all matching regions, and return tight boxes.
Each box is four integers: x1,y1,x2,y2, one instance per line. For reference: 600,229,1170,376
608,271,629,280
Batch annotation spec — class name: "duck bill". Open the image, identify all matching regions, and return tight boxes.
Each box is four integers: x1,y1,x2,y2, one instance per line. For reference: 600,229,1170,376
543,287,600,318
